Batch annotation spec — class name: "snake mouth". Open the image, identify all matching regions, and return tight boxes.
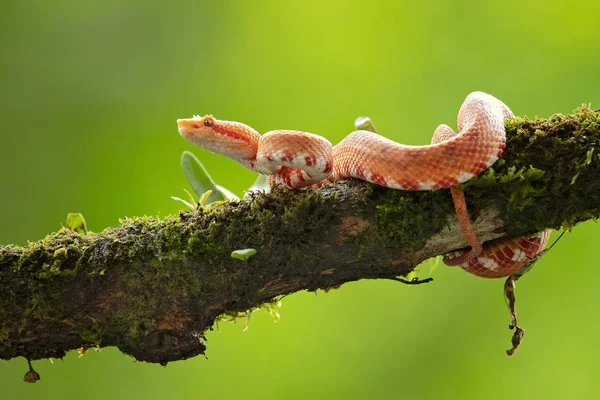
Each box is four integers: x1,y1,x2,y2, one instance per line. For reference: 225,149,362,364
177,118,201,138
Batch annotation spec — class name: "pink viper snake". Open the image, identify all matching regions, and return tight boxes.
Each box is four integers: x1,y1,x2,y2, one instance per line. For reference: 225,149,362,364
177,91,550,280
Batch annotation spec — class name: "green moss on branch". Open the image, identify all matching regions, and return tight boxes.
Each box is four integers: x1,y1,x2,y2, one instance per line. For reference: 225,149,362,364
0,107,599,365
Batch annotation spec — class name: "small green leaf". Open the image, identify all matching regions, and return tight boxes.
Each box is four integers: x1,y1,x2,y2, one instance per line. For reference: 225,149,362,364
231,248,257,261
66,213,87,234
184,188,197,207
199,190,213,207
354,116,379,133
180,151,239,204
171,196,195,211
181,151,223,203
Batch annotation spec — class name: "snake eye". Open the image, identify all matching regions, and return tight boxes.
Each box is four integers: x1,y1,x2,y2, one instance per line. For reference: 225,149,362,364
204,118,213,127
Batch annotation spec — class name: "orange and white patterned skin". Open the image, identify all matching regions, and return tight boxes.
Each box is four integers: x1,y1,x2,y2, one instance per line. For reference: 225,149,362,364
177,91,549,279
445,230,551,278
329,92,513,191
178,117,333,189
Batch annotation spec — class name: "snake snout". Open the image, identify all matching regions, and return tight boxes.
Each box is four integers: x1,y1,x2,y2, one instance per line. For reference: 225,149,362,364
177,118,202,139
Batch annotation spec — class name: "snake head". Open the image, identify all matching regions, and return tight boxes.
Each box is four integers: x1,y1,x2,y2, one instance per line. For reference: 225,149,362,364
177,115,216,140
177,115,260,161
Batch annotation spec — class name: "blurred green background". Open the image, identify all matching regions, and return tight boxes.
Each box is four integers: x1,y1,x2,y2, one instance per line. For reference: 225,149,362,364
2,0,600,398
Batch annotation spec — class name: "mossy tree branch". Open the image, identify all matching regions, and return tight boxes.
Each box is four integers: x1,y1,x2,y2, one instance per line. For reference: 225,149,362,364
1,108,599,365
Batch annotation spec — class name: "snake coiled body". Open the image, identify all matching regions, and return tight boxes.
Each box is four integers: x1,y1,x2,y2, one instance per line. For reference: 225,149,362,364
178,92,549,278
330,92,511,190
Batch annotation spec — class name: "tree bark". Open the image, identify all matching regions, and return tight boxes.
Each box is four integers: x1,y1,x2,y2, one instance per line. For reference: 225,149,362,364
1,107,599,365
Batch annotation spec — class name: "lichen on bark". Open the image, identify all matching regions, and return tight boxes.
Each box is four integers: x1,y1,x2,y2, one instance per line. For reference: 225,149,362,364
0,106,599,365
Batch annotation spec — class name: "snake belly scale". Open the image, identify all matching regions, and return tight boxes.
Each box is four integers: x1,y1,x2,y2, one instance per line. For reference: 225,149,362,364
177,91,550,278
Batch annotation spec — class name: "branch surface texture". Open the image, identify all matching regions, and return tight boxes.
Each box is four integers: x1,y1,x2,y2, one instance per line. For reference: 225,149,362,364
1,108,599,364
